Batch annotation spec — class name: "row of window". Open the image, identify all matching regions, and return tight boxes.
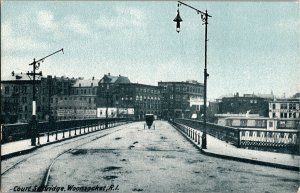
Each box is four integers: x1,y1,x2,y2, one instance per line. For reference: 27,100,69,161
4,86,29,94
122,96,161,101
51,97,96,103
52,107,96,110
279,112,299,119
72,88,97,95
271,103,299,110
121,87,160,94
161,85,203,94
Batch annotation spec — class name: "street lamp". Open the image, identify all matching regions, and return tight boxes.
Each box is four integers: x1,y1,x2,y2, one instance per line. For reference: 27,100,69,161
105,84,109,128
173,1,211,149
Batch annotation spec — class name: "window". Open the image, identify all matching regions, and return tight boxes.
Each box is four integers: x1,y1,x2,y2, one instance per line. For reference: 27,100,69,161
272,104,276,109
280,103,288,109
241,120,247,126
22,86,27,94
5,86,9,94
269,121,273,128
289,103,296,110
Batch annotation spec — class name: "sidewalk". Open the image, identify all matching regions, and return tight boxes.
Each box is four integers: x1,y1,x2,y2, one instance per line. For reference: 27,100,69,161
172,123,300,171
1,124,119,159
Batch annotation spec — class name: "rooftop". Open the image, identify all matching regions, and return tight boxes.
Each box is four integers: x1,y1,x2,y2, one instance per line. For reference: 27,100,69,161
99,73,131,84
73,78,100,87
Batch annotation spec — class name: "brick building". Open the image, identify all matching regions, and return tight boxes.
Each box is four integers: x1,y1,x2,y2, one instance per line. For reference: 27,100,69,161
158,80,204,119
1,73,40,123
219,93,271,117
1,73,77,123
116,83,162,120
51,77,98,120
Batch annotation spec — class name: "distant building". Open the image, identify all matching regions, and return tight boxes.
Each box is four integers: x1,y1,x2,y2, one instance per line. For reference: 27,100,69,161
1,73,41,123
96,74,162,120
51,77,98,120
96,73,131,111
1,73,83,123
116,83,162,120
158,80,204,119
219,93,271,117
216,97,300,130
269,98,300,119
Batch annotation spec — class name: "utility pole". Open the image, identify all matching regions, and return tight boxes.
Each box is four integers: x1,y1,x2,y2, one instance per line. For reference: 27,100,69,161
27,49,64,146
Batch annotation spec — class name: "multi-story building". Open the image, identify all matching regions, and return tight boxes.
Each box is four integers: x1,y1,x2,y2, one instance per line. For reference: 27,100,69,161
219,93,271,117
269,98,300,119
96,74,162,120
116,83,161,120
51,77,98,120
1,73,77,123
158,80,204,119
96,73,131,110
1,73,40,123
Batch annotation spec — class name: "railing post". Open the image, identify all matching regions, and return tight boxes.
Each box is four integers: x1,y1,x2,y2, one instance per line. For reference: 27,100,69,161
62,130,65,138
69,128,71,137
237,129,240,148
198,133,200,145
47,130,50,143
75,127,77,135
55,124,58,140
47,123,50,142
37,134,40,145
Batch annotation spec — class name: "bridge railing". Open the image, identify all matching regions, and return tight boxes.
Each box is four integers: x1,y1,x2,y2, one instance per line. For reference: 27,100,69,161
1,118,128,144
173,118,300,155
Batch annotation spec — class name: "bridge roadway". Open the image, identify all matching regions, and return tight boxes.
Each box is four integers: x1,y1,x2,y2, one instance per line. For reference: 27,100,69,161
1,121,299,193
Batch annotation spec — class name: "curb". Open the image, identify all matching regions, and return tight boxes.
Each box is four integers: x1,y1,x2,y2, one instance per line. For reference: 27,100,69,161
1,123,128,161
170,122,300,172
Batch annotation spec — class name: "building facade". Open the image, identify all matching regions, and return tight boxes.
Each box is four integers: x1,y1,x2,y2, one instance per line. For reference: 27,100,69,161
219,93,271,117
269,99,300,119
96,74,161,120
51,78,98,120
158,80,204,119
1,73,40,123
116,83,161,120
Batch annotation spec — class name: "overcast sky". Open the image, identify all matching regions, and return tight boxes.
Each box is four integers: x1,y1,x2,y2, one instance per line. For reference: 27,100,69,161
1,1,299,100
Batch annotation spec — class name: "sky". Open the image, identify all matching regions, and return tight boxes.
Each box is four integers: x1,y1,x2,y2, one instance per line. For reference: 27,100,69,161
1,1,299,100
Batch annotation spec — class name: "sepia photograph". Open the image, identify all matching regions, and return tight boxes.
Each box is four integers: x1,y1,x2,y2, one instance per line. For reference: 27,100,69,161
1,1,299,192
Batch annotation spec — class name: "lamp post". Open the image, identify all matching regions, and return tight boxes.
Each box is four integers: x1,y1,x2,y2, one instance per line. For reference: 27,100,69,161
173,1,211,149
105,84,109,128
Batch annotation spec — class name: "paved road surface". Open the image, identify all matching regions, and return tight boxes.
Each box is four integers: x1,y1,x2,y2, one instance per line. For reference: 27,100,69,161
1,121,299,192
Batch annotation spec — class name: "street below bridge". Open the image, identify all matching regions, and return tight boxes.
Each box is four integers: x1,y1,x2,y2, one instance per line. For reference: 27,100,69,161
1,121,299,193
